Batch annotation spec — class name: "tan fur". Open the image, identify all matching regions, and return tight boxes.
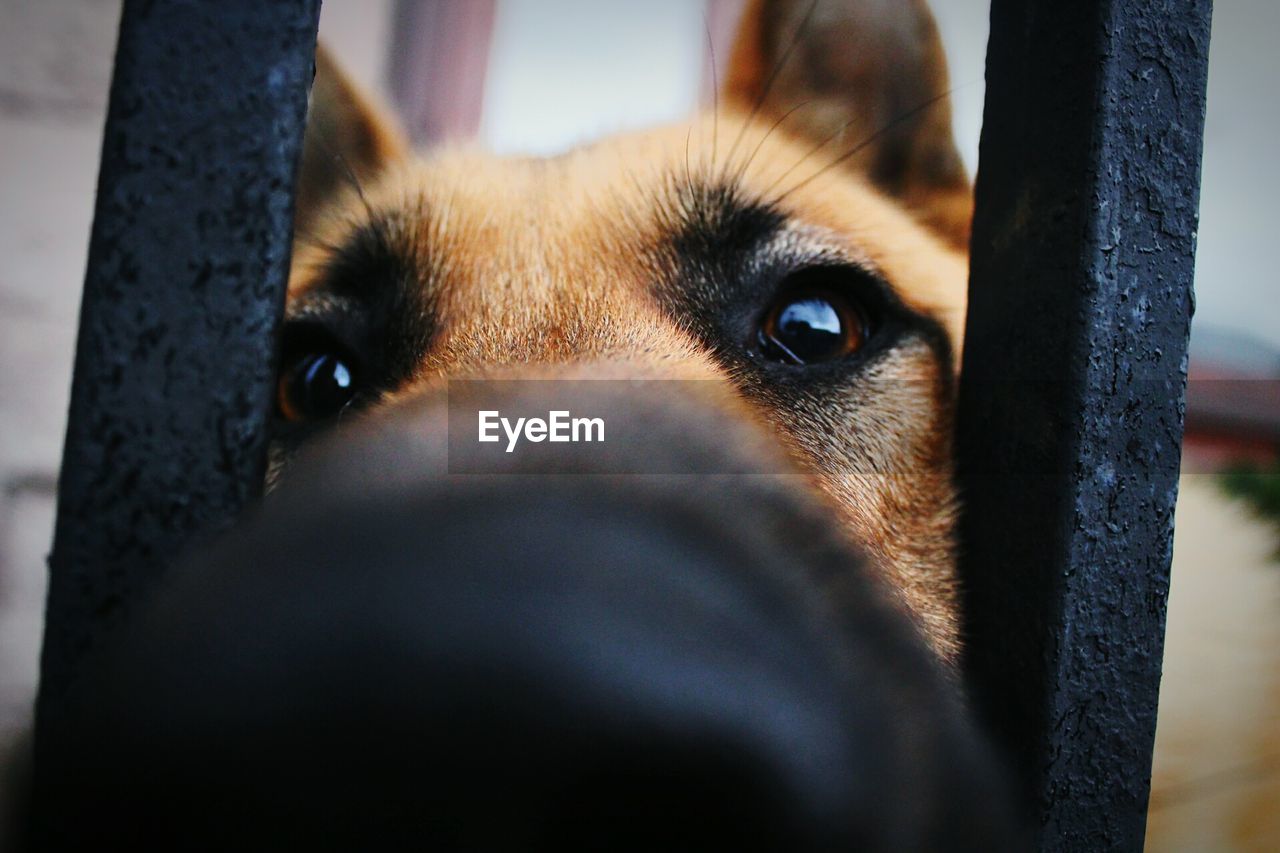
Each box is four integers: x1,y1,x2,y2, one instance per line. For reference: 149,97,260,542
287,6,1280,846
289,109,970,659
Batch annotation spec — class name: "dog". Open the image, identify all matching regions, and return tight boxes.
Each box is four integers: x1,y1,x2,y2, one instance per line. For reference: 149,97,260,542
24,0,1279,849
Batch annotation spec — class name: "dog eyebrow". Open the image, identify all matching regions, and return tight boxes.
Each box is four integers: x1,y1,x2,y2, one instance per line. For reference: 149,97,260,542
288,214,435,385
653,175,957,373
664,177,789,262
301,214,424,304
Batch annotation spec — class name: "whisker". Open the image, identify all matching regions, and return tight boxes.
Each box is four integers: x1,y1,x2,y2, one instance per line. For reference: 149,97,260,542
288,124,381,258
703,10,720,174
290,224,342,256
731,98,814,187
310,126,376,223
685,124,697,202
758,116,855,201
722,0,822,182
768,88,956,203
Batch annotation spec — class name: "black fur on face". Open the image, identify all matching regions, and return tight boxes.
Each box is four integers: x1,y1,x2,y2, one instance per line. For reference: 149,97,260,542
653,174,955,403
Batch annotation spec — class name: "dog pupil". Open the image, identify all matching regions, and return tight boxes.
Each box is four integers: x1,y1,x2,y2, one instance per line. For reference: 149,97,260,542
775,296,846,362
300,354,354,415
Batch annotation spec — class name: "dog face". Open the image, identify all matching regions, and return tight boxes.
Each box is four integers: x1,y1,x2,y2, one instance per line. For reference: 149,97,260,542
38,3,1030,846
279,0,973,662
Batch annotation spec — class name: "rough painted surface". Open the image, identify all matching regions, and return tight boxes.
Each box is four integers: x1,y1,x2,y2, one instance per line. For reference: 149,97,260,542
38,0,321,712
957,0,1212,849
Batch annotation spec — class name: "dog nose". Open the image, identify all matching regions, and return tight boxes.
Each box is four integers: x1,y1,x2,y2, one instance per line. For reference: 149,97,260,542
35,387,1015,851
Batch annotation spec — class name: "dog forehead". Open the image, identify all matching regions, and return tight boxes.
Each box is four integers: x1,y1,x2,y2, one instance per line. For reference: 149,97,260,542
294,113,968,351
339,148,674,307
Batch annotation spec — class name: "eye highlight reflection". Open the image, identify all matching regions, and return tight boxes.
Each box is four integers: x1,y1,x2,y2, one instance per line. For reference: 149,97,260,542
757,270,871,366
277,351,358,423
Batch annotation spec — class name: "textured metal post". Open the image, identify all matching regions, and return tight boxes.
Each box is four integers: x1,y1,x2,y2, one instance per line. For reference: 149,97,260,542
957,1,1212,849
37,0,321,713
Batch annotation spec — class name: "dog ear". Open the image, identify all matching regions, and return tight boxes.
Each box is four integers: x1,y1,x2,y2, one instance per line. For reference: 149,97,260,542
725,0,971,247
295,44,408,238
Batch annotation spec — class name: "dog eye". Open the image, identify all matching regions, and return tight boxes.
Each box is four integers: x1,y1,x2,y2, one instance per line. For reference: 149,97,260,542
757,273,870,365
277,350,358,423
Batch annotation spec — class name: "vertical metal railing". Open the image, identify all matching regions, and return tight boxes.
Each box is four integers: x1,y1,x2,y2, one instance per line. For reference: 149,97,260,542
957,0,1212,849
36,0,321,726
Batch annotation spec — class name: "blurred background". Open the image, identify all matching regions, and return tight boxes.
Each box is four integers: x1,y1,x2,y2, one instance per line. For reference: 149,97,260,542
1,0,1277,799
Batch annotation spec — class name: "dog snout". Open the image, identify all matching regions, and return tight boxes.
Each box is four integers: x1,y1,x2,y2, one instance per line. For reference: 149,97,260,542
38,384,1015,851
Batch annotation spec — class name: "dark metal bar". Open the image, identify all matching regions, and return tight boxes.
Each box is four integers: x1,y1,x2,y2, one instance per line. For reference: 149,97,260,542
37,0,321,714
957,0,1212,849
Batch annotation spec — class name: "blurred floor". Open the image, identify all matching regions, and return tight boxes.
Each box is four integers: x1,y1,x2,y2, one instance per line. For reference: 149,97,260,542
1148,476,1280,850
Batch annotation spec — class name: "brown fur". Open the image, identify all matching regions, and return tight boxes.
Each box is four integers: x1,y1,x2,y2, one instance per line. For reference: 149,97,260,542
283,4,1280,845
287,1,971,660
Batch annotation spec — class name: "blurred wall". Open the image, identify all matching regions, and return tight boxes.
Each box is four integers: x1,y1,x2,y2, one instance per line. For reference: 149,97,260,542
1191,0,1280,357
0,0,120,751
480,0,705,155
